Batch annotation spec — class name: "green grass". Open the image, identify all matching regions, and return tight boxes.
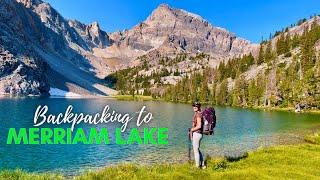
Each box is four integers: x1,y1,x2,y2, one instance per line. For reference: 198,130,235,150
305,131,320,144
1,132,320,180
0,169,63,180
253,106,320,114
77,144,320,180
111,95,154,101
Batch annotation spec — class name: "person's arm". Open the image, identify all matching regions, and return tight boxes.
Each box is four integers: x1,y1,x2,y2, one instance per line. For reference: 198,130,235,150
190,115,202,132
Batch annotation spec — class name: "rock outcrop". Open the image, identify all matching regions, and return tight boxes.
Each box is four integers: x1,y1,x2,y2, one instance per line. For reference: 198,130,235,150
0,47,49,96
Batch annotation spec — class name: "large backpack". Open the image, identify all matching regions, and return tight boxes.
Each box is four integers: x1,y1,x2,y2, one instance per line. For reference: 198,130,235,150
201,107,216,135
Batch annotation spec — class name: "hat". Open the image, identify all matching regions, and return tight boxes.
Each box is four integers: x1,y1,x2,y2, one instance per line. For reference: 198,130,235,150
192,102,201,108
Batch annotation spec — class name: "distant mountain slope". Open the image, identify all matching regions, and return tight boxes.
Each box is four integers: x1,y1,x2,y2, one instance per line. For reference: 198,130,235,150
105,4,258,67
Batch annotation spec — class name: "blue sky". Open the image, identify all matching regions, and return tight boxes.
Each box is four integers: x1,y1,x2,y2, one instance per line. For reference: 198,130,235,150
44,0,320,43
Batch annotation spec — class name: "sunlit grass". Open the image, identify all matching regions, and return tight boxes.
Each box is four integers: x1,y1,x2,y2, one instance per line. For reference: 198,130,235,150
111,95,154,101
305,131,320,144
77,144,320,180
0,169,63,180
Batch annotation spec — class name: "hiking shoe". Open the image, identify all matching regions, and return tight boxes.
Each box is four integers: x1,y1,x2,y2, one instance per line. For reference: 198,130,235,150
201,165,207,169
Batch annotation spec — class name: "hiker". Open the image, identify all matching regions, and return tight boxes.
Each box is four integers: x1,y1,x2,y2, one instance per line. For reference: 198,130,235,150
189,102,206,169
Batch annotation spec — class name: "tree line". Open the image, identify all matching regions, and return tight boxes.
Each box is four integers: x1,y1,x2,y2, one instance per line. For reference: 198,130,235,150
106,16,320,109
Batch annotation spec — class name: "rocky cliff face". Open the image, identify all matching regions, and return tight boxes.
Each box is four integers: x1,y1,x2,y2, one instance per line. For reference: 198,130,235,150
0,46,49,96
0,0,51,96
19,0,110,51
107,4,258,64
68,20,110,49
0,0,115,96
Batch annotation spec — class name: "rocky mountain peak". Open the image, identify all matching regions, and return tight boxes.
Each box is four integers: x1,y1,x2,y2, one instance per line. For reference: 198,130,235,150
158,3,170,8
88,22,100,33
146,4,208,26
68,19,86,30
86,22,109,48
146,4,183,27
107,3,258,61
153,3,172,13
146,3,174,21
16,0,42,8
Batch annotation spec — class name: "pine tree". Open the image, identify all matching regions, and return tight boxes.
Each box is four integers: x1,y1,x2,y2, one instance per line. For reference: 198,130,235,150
216,80,229,105
276,33,286,55
264,41,274,63
291,34,300,48
232,76,248,106
210,83,217,104
217,61,226,82
257,44,265,65
284,33,291,52
248,80,257,106
301,28,316,71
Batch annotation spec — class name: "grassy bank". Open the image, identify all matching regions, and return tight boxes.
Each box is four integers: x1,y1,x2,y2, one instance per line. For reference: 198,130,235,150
111,95,154,101
250,105,320,114
0,169,64,180
1,132,320,180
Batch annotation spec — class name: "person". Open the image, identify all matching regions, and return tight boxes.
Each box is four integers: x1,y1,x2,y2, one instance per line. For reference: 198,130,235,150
189,102,206,169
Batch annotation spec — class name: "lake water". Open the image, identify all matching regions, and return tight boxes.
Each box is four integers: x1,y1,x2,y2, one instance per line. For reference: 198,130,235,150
0,98,319,175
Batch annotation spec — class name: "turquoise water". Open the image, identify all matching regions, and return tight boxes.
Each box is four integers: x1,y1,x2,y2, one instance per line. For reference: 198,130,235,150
0,98,319,175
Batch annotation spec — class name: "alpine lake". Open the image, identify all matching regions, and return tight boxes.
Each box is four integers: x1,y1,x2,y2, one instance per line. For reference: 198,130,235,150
0,97,319,176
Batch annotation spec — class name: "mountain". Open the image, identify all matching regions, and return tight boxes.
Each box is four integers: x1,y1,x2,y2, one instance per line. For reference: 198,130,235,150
8,0,315,109
68,20,110,49
0,1,259,96
0,0,115,96
104,4,258,67
123,15,320,110
14,0,320,99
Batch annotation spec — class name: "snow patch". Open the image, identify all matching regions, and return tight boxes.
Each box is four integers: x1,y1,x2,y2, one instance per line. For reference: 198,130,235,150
180,9,206,22
49,87,81,98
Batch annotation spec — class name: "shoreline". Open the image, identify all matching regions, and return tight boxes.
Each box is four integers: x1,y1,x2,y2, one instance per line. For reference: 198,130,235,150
1,130,319,179
111,95,320,114
1,94,320,114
